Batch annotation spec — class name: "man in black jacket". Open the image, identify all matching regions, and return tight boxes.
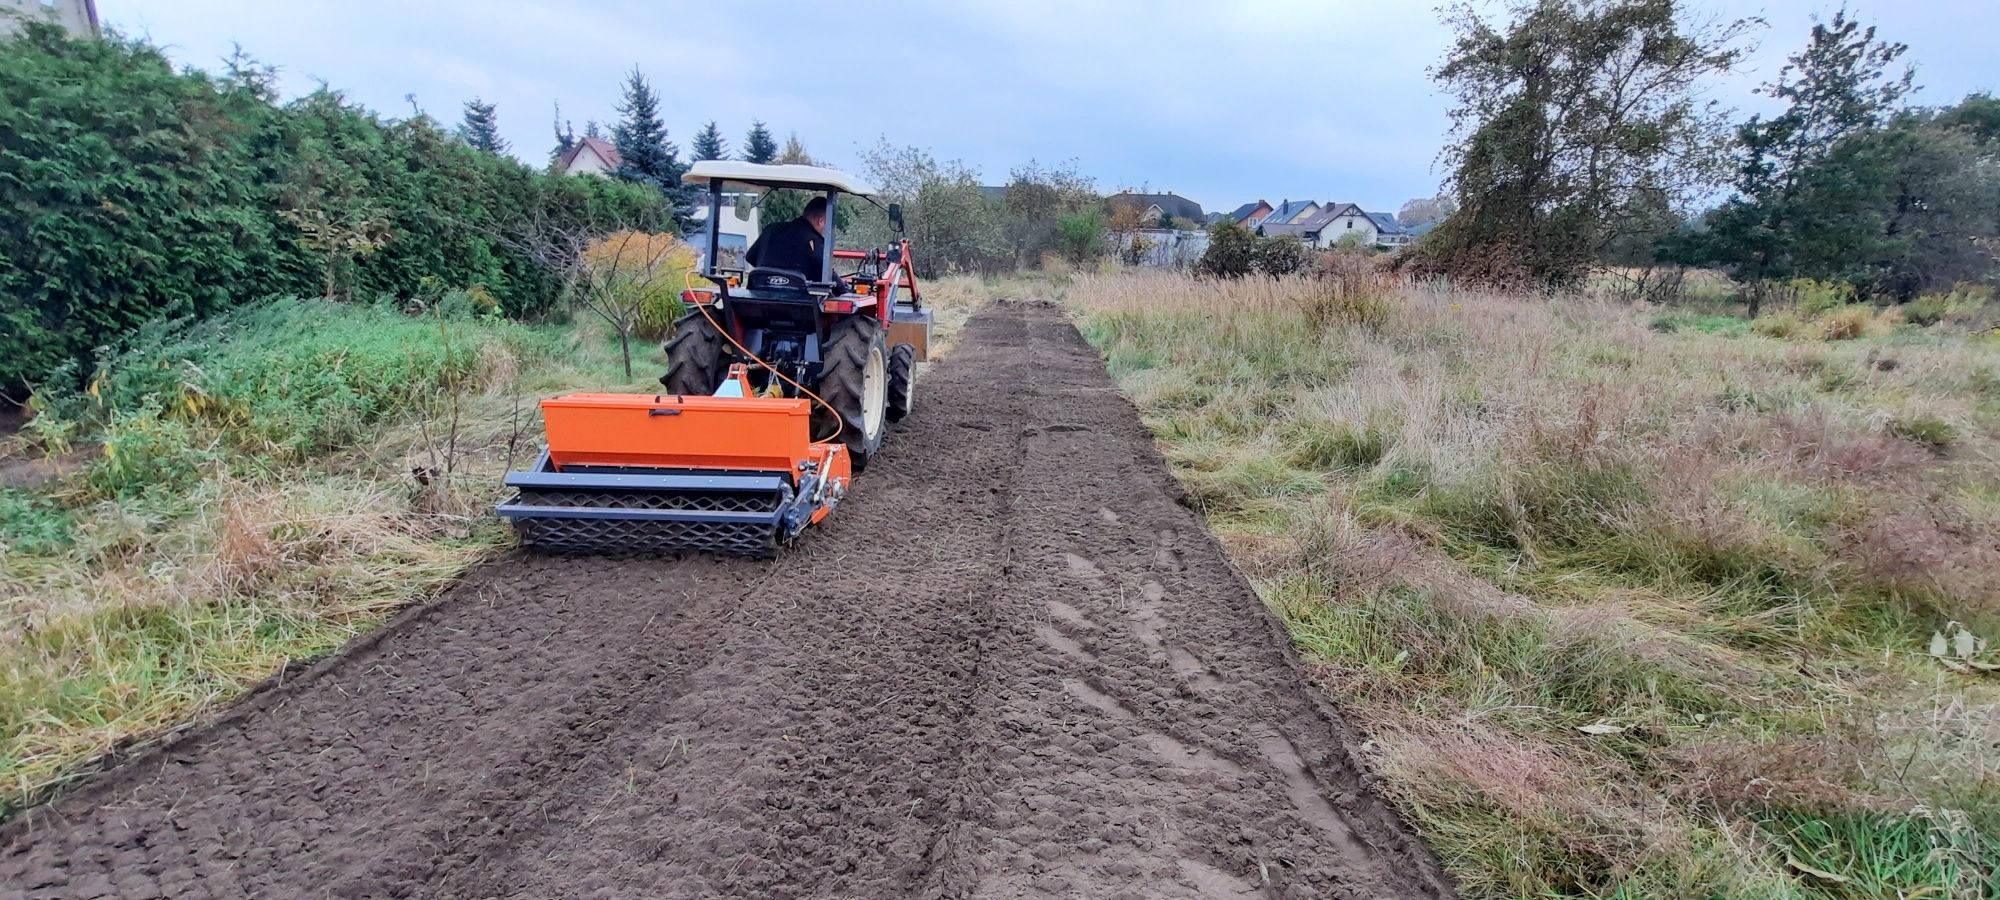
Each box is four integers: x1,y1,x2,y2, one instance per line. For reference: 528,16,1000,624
746,196,828,281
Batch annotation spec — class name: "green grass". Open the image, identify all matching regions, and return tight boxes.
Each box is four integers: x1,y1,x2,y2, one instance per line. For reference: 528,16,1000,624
1761,809,2000,899
0,297,609,817
1654,311,1753,337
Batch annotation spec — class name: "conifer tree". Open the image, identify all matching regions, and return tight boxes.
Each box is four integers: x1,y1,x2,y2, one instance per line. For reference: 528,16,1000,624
550,101,575,164
742,120,778,164
610,67,695,232
692,120,727,161
458,97,508,154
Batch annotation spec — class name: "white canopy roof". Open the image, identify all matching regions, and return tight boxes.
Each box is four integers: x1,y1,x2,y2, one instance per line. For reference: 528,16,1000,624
682,161,877,196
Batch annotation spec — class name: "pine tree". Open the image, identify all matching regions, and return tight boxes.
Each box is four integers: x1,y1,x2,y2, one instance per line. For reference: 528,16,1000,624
458,97,508,154
1700,11,1915,308
610,67,695,233
692,120,727,161
742,120,778,164
585,119,603,140
551,102,575,165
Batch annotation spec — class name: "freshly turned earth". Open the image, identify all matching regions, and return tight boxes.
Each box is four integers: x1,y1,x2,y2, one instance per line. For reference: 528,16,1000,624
2,301,1451,899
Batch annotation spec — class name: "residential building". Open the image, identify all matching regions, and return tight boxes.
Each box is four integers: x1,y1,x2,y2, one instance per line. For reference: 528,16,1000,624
1106,192,1206,229
1222,200,1274,229
555,136,622,177
1365,211,1414,247
1283,203,1413,249
1,0,97,37
1256,199,1321,232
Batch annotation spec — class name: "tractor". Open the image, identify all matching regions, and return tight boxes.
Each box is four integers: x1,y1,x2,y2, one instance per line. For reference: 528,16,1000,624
495,162,931,556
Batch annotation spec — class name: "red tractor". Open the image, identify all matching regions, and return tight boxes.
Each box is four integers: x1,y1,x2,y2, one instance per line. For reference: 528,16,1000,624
496,163,932,556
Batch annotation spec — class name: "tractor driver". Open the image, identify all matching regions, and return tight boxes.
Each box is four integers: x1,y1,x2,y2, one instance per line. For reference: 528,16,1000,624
746,195,829,282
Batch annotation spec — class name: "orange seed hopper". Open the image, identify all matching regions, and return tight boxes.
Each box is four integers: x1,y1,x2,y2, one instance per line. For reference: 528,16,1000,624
496,367,852,558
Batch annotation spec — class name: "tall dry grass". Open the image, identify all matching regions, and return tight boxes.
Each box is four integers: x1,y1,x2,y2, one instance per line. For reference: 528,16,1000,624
1063,270,2000,899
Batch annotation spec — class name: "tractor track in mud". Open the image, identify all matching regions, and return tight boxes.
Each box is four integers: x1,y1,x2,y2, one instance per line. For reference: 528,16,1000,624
2,301,1451,899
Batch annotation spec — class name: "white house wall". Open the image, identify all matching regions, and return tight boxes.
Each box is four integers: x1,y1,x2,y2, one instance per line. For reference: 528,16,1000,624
0,0,94,36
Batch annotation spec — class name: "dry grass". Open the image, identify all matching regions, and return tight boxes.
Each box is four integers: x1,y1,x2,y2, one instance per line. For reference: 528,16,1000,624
1061,270,2000,898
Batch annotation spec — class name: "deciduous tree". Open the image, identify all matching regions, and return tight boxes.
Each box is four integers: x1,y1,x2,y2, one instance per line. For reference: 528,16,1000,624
853,141,1006,274
1397,195,1457,227
1417,0,1752,285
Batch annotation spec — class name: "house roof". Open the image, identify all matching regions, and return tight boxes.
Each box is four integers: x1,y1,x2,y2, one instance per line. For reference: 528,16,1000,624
1364,211,1406,235
1227,200,1270,222
1108,192,1205,223
1293,204,1350,233
1263,199,1320,225
557,135,622,172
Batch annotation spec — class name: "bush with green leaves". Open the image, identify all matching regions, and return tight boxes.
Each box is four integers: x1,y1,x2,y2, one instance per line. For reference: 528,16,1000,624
1196,222,1259,278
1253,235,1311,277
1197,222,1314,279
0,23,664,397
1053,210,1109,267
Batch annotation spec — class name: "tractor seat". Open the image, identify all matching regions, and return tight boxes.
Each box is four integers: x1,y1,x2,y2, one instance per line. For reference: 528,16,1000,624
746,268,813,296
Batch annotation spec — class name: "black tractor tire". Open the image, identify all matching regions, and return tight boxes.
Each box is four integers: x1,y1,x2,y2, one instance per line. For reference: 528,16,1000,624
887,342,917,424
813,316,889,472
661,310,727,396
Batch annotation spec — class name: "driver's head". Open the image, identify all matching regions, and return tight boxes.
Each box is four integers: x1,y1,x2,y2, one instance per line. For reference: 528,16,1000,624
803,196,828,233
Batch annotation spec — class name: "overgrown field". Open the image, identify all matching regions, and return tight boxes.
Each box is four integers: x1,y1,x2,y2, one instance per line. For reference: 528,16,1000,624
1065,271,2000,899
0,279,989,817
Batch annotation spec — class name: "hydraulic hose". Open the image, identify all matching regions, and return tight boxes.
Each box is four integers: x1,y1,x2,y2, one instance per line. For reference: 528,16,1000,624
688,292,846,446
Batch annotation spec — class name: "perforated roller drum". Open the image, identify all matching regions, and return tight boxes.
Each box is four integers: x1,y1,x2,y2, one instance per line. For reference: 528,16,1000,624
495,390,850,558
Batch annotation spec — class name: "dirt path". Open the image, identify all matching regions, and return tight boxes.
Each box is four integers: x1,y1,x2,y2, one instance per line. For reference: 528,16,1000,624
2,301,1450,899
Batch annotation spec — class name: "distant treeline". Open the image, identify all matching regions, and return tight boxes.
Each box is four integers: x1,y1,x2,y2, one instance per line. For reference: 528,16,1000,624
1413,3,2000,302
0,23,666,395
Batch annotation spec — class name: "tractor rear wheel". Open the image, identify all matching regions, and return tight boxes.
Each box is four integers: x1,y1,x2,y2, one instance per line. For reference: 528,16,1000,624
661,309,727,396
814,317,888,472
887,342,917,423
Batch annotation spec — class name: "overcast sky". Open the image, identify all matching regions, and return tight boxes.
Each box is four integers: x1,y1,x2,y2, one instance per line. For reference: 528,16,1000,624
105,1,1995,217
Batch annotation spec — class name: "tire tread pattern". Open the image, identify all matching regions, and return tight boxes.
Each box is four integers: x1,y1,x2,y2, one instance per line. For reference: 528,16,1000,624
815,316,887,472
661,310,726,396
887,343,917,424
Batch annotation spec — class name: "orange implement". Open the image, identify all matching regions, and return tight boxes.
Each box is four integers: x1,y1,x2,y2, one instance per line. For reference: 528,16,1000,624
497,368,853,557
541,393,813,472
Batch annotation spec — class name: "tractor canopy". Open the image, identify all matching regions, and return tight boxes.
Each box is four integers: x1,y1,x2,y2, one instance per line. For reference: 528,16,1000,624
682,161,878,197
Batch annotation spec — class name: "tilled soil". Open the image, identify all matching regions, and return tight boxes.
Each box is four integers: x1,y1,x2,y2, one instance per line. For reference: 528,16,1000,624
2,301,1451,899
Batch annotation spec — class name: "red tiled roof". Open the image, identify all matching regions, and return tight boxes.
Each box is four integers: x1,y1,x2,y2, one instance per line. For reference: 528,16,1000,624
558,135,623,172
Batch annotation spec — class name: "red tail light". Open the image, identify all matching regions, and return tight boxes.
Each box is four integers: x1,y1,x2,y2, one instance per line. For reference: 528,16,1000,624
820,299,856,314
681,289,715,306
